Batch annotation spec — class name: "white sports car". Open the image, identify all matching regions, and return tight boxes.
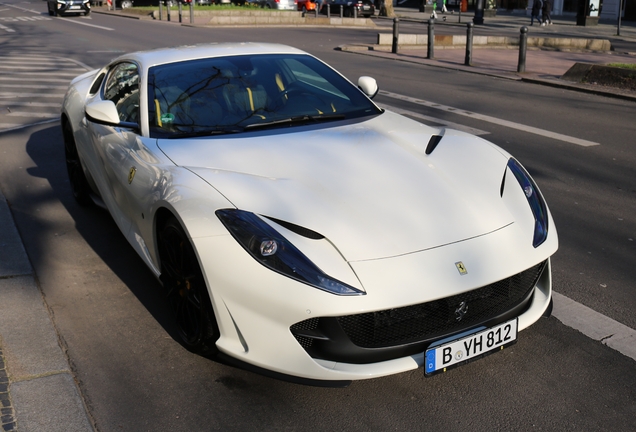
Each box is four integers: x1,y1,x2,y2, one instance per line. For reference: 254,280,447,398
61,42,558,386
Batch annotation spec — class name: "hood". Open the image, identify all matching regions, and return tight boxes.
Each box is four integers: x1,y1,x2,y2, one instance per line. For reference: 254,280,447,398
157,111,513,262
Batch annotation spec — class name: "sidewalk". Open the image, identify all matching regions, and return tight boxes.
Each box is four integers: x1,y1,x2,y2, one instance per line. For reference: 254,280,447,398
340,7,636,101
0,190,94,431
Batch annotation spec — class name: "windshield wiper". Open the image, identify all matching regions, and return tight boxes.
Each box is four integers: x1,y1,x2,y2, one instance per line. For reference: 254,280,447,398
244,114,346,131
169,127,244,139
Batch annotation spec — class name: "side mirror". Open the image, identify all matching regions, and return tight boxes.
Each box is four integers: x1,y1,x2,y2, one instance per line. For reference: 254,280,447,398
85,100,139,130
357,76,379,99
85,100,120,124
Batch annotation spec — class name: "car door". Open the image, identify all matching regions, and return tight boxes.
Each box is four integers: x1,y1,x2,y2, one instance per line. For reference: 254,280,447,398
85,61,141,237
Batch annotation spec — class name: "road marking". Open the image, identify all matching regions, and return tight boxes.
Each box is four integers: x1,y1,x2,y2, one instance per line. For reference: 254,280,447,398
0,93,65,98
552,291,636,362
0,85,68,90
380,90,600,147
377,103,490,136
0,23,15,32
52,17,114,31
0,77,72,83
5,102,61,107
7,112,57,118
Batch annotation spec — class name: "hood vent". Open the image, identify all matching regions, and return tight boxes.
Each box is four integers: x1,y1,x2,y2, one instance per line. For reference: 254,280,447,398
425,135,443,155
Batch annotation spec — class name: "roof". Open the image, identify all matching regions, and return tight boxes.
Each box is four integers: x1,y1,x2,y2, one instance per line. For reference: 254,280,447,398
112,42,308,70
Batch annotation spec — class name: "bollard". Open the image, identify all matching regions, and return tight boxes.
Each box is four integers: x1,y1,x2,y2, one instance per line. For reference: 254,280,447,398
392,17,399,54
327,4,330,17
464,22,473,66
189,0,193,23
354,5,357,18
427,18,434,59
178,2,182,23
458,7,461,23
159,0,163,20
167,1,171,21
340,4,343,17
315,6,318,17
517,26,528,73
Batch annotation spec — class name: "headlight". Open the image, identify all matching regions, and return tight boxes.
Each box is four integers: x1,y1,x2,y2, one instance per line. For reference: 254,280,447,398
507,158,548,248
217,209,364,296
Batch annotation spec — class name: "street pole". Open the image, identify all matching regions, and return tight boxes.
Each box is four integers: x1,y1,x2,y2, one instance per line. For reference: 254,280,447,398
617,0,624,36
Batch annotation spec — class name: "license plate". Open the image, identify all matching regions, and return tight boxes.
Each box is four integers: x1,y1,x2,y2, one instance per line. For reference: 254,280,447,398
362,5,370,8
425,319,517,376
70,5,81,8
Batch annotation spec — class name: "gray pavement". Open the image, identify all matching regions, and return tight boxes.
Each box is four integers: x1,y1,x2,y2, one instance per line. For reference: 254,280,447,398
0,190,94,431
1,7,636,432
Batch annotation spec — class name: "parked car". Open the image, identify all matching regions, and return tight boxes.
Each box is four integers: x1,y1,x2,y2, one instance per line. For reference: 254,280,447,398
323,0,374,17
61,42,557,386
297,0,315,11
47,0,91,16
252,0,297,9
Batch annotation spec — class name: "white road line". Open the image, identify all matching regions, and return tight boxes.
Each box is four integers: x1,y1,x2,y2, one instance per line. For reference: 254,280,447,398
6,112,57,118
0,93,65,98
0,77,72,83
377,103,490,136
4,102,61,107
0,85,68,90
0,123,21,129
552,291,636,362
52,17,114,31
380,90,600,147
0,23,15,32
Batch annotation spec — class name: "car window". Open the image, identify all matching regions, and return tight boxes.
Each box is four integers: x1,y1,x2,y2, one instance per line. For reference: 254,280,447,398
147,54,381,138
103,62,140,124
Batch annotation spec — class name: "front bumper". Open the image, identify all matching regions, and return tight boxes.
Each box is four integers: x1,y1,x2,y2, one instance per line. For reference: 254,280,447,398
193,218,557,383
56,0,90,14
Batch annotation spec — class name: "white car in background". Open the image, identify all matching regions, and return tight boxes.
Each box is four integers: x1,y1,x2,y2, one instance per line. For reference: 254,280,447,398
61,42,558,386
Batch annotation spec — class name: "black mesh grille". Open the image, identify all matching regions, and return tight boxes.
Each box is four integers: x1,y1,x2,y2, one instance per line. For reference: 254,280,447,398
290,261,546,353
338,262,546,348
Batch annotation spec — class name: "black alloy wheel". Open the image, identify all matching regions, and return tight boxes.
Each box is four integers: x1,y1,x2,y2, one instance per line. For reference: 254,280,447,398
63,122,92,206
159,217,220,357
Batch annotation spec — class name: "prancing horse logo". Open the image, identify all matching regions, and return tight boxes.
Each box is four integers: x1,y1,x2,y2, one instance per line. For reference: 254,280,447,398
455,301,469,321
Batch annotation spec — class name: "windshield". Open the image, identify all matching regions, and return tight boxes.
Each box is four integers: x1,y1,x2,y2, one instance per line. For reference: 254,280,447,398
147,54,381,138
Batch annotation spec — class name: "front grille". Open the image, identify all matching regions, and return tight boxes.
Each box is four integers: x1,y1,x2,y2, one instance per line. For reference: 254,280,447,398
291,261,546,354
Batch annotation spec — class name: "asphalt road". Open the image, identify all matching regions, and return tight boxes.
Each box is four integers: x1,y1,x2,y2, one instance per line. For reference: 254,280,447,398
0,2,635,431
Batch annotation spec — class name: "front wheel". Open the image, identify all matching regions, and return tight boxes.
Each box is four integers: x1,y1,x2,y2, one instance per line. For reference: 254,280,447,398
159,217,220,357
63,122,92,206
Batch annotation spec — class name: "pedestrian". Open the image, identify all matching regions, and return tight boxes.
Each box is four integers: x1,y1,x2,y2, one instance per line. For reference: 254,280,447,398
441,0,448,12
541,0,553,25
430,0,438,19
530,0,542,25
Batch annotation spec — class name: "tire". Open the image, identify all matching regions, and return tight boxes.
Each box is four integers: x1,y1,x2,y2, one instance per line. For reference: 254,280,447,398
63,122,93,206
159,216,220,357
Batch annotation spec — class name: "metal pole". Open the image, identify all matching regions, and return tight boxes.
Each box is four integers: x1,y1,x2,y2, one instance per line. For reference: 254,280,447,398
189,0,193,23
392,17,399,54
159,0,163,20
517,26,528,73
340,4,343,17
617,0,624,35
354,4,357,18
427,18,434,59
464,22,473,66
167,1,171,21
178,1,182,22
327,2,330,17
